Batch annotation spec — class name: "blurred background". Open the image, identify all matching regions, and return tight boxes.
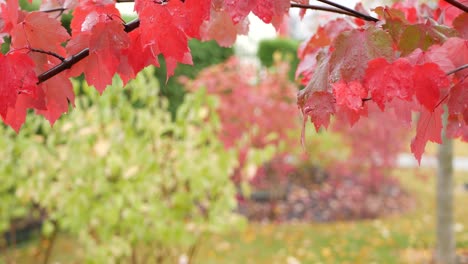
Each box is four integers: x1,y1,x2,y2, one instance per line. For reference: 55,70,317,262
1,0,467,263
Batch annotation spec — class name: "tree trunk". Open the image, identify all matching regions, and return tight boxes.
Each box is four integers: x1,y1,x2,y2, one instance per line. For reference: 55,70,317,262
435,109,455,264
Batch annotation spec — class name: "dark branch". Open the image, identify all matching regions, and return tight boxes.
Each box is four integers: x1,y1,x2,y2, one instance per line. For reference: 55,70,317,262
30,48,65,62
446,64,468,75
314,0,379,22
290,3,357,18
41,7,67,13
37,18,140,84
443,0,468,13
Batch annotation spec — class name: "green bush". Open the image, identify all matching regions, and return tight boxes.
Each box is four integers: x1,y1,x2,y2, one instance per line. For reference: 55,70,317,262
257,38,300,81
0,68,243,262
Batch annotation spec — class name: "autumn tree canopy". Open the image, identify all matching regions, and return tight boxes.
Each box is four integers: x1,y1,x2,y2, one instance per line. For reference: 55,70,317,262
0,0,467,161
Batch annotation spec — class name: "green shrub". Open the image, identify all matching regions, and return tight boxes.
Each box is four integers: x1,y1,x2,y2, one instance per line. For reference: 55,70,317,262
0,68,243,262
257,38,300,81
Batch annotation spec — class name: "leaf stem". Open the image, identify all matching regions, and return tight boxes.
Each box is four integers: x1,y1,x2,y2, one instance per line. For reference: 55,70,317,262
30,48,65,61
443,0,468,13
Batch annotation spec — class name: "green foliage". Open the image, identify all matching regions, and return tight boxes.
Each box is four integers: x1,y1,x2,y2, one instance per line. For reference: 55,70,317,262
257,38,300,81
156,40,234,117
0,68,243,262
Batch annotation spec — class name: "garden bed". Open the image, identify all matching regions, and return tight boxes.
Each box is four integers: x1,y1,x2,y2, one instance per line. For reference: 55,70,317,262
238,165,415,222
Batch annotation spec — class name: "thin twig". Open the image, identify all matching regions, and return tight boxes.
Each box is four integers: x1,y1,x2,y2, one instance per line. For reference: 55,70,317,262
30,48,65,61
290,3,356,17
446,64,468,75
41,7,66,14
315,0,379,22
443,0,468,13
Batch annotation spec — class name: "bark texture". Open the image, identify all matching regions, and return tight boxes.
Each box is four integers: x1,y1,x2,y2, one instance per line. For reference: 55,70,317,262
435,109,455,264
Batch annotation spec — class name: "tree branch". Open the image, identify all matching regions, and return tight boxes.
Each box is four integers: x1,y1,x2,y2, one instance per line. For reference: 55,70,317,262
446,64,468,75
290,3,356,18
314,0,379,22
41,7,66,14
443,0,468,13
37,18,140,84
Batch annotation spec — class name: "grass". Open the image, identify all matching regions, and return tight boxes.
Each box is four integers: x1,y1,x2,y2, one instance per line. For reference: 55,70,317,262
3,169,468,263
193,169,468,264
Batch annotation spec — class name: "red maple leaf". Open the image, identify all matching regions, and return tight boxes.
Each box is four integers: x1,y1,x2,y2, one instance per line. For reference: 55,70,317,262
0,52,39,119
139,1,192,79
36,73,75,124
200,9,249,47
413,63,450,111
411,106,443,164
70,0,120,35
363,58,414,110
332,81,367,112
4,92,46,132
11,12,69,54
302,91,335,132
328,27,394,84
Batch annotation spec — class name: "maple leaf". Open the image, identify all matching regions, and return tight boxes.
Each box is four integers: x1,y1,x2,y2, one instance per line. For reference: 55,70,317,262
118,28,159,85
332,81,367,112
70,0,120,35
66,20,130,92
297,49,332,113
298,18,352,59
201,9,249,47
411,106,443,164
453,13,468,38
413,63,450,111
398,23,458,56
329,27,394,83
139,1,192,79
363,58,414,110
11,11,69,54
335,103,368,126
434,0,465,26
87,20,130,92
302,91,335,132
0,52,39,119
182,0,211,38
439,38,468,79
4,92,46,132
448,79,468,116
224,0,255,24
0,0,23,34
36,73,75,124
253,0,290,25
447,114,468,142
295,51,318,85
